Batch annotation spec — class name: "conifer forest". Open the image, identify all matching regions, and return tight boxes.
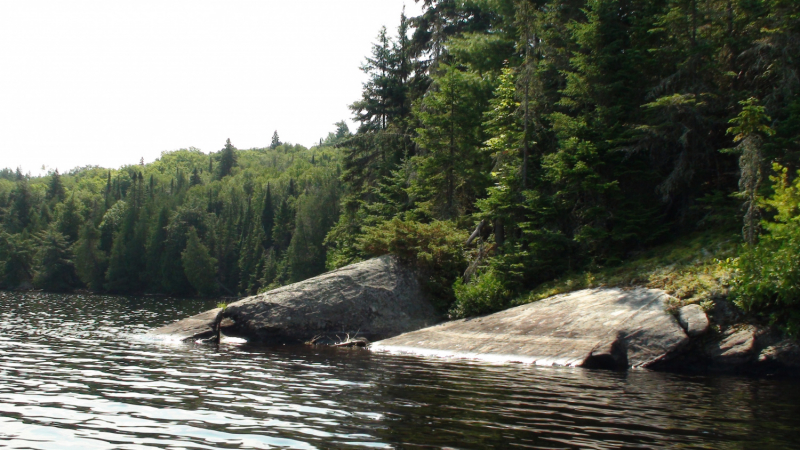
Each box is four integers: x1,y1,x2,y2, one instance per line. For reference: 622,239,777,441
1,0,799,330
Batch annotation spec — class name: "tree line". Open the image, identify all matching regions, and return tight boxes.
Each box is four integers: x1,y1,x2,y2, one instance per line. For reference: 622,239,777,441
0,135,343,297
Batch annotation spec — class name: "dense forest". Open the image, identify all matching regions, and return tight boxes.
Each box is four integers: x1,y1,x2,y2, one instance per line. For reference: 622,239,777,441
2,0,799,330
0,133,346,298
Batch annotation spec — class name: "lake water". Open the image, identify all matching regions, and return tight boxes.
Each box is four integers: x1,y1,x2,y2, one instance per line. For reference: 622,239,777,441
1,292,799,449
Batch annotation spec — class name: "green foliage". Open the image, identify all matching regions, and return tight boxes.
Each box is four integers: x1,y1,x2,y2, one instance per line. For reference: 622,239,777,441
270,131,281,149
182,227,218,297
287,180,340,282
411,63,492,220
55,195,82,243
105,204,146,293
0,135,343,296
358,218,468,309
46,169,66,202
0,232,34,289
216,139,238,180
33,229,79,292
74,223,107,292
729,164,800,335
451,269,512,319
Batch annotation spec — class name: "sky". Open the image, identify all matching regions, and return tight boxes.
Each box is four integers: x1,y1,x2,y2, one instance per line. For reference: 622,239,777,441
0,1,424,175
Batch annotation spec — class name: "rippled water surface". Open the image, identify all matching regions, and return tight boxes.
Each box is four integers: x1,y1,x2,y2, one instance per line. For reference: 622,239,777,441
1,292,800,449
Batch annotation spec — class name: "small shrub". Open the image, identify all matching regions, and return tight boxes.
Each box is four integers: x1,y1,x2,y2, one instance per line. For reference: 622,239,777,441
450,270,512,319
729,164,800,335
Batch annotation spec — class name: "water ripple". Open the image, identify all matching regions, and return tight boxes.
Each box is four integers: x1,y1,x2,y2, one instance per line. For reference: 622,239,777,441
1,292,799,449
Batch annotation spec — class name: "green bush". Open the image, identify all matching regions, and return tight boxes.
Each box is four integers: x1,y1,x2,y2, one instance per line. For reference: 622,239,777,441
730,164,800,335
450,269,512,319
358,218,468,310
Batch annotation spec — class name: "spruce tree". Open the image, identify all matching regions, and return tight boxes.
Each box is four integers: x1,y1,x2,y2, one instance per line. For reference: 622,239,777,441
217,138,238,179
56,194,82,243
46,169,66,202
182,227,218,296
33,229,79,292
190,168,203,187
270,131,281,149
74,223,107,292
261,183,275,248
0,232,34,289
9,176,32,232
411,64,490,220
145,207,169,291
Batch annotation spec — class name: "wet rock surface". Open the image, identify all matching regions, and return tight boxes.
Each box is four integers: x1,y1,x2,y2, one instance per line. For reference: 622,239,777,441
150,307,222,341
372,288,690,369
151,256,439,344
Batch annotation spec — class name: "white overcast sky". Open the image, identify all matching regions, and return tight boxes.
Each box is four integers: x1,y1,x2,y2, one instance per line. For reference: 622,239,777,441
0,1,424,175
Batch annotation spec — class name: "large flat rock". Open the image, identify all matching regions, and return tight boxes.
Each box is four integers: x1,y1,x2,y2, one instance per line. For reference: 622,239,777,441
371,288,690,369
151,255,439,344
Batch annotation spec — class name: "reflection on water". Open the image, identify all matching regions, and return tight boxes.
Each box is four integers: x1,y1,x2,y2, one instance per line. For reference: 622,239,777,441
0,291,799,449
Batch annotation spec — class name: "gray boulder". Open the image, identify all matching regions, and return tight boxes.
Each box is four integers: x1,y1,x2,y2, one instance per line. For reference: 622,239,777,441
678,304,710,337
371,287,689,369
151,255,439,344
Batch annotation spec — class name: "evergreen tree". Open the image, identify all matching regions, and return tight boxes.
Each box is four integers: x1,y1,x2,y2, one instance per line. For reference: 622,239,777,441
261,183,275,248
46,169,66,202
272,198,294,251
182,227,218,296
105,171,113,208
0,232,34,289
104,204,146,293
74,222,107,292
8,176,32,233
145,207,170,291
217,138,238,179
411,63,490,220
270,131,282,149
56,194,82,243
190,168,203,187
33,229,79,292
726,97,775,245
352,26,394,132
287,182,340,282
162,207,209,295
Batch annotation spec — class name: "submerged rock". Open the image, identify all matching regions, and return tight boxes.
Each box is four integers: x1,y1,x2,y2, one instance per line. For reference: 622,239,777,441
150,307,222,341
151,255,439,344
372,288,689,369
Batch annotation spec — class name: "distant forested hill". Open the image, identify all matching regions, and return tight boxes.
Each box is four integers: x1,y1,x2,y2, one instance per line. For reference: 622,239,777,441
0,137,344,296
